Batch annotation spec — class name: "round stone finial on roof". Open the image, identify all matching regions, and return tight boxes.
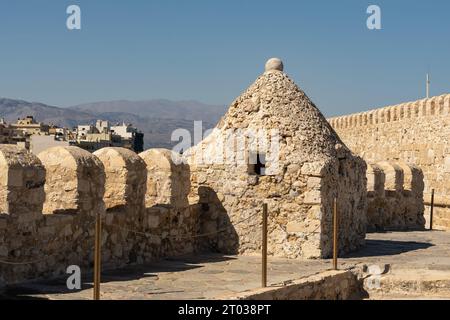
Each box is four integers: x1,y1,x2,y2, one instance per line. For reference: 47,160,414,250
265,58,284,72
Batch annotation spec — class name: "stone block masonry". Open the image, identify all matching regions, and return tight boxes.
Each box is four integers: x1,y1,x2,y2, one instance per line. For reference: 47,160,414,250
223,270,362,300
366,161,425,231
328,94,450,230
0,145,199,286
185,58,367,259
0,59,371,287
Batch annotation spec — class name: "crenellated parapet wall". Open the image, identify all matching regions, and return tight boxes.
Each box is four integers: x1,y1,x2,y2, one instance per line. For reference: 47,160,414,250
0,145,200,286
328,94,450,230
366,161,425,231
328,94,450,130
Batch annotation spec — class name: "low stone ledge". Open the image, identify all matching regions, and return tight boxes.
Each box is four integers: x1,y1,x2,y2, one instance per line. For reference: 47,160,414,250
220,270,362,300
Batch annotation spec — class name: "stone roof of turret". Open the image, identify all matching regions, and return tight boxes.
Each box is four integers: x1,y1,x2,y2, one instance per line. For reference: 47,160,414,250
215,58,347,162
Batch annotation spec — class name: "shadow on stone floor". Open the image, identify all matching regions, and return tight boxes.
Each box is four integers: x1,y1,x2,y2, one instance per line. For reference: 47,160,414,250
343,239,434,258
0,253,237,300
366,229,432,234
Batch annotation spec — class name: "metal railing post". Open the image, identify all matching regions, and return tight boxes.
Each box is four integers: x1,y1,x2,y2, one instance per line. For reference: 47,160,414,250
94,212,102,300
333,198,338,271
430,189,435,231
262,203,268,288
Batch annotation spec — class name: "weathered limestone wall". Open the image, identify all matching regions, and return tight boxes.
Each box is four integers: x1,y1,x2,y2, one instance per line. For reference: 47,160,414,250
224,270,362,300
366,161,425,231
139,149,198,256
140,149,191,209
328,94,450,230
319,154,367,257
0,146,199,287
186,65,367,259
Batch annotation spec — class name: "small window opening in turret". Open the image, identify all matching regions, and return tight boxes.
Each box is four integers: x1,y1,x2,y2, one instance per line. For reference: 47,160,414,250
249,152,266,176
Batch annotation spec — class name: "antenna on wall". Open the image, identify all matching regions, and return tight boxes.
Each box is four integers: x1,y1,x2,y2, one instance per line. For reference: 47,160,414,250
426,73,430,98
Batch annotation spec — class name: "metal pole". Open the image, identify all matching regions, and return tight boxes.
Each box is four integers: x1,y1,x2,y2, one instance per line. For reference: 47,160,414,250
430,189,435,231
333,197,338,270
94,212,102,300
262,203,268,288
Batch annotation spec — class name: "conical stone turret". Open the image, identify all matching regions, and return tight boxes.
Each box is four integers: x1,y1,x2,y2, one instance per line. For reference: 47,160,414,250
187,58,367,259
216,58,348,164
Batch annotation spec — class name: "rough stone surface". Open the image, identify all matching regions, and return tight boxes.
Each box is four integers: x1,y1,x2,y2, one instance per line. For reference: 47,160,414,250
185,61,367,259
94,147,147,209
366,161,425,231
0,145,45,219
38,146,105,215
0,146,200,286
328,94,450,230
224,270,361,300
139,149,190,209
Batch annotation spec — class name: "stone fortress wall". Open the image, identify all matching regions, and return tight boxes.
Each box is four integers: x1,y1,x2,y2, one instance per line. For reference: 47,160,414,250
0,137,427,286
0,145,200,286
366,161,424,231
328,94,450,230
0,60,434,287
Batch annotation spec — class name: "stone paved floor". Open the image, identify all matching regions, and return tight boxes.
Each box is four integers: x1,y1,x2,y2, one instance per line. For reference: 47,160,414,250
345,230,450,269
1,230,449,300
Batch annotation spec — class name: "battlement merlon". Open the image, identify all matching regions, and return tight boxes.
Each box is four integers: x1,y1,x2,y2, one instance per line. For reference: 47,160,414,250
94,147,147,210
0,145,45,220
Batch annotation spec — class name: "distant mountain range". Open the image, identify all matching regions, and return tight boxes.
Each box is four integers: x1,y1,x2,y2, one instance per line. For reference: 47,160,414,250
71,99,226,124
0,98,227,149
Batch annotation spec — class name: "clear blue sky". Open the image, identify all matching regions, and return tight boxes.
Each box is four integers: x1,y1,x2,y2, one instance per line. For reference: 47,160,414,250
0,0,449,117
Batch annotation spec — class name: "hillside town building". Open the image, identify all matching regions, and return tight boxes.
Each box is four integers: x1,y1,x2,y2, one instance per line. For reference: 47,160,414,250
0,116,144,154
